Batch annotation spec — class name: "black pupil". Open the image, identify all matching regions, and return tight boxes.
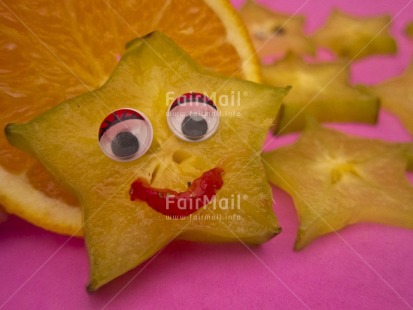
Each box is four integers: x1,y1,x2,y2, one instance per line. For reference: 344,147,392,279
111,131,139,158
181,115,208,140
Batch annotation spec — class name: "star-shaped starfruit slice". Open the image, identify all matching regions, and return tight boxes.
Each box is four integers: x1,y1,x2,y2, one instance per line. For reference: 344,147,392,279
262,54,379,134
262,122,413,250
313,9,397,60
371,62,413,135
6,32,288,290
239,0,315,58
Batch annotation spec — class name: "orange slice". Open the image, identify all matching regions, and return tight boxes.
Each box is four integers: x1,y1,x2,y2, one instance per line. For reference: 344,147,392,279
0,0,260,236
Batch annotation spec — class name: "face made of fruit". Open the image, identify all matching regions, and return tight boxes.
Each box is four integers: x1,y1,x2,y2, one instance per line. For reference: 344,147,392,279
6,32,288,290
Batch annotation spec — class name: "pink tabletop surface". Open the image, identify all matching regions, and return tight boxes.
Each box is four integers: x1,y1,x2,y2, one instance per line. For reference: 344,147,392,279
1,0,413,309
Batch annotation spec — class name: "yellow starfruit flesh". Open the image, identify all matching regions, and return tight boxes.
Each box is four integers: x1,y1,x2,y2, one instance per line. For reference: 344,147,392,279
262,54,379,134
263,122,413,250
239,0,315,58
313,9,397,60
371,62,413,135
405,22,413,40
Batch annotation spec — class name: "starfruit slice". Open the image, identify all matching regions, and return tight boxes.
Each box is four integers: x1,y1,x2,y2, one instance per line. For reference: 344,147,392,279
262,54,379,134
406,22,413,40
313,9,397,60
371,62,413,135
263,122,413,250
6,32,288,290
239,0,315,58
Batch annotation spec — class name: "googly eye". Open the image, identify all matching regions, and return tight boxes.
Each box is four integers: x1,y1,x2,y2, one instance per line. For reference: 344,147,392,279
98,108,153,162
166,93,220,142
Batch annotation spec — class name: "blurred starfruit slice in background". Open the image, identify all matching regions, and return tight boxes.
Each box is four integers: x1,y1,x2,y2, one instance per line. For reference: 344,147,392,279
313,9,397,60
262,54,379,134
6,32,289,290
263,122,413,250
239,0,315,58
370,61,413,136
405,22,413,40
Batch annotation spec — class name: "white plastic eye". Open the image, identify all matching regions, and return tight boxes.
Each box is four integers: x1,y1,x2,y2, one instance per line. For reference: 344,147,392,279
166,93,220,142
98,108,153,162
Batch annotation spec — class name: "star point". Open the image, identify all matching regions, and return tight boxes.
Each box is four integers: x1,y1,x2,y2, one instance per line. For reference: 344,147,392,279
372,62,413,136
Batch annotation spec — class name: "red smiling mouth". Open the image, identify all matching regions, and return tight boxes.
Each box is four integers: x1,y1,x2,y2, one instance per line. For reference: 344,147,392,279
130,167,224,218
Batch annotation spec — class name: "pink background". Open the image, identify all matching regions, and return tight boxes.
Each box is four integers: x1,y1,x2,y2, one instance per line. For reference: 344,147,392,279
1,0,413,309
